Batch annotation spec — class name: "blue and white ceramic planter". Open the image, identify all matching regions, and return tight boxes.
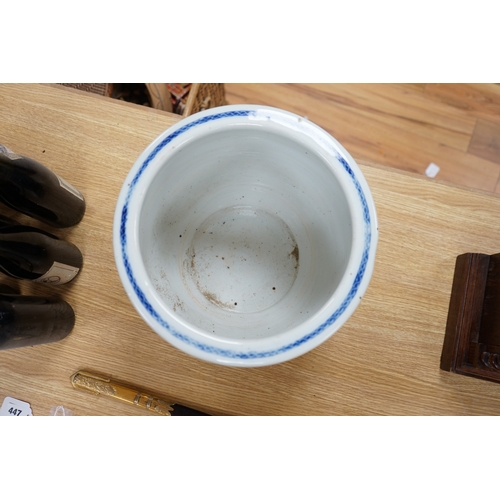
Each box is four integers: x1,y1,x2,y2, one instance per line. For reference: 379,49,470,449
113,105,378,367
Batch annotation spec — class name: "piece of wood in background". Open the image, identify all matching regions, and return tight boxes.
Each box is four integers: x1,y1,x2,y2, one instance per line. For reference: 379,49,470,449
468,119,500,166
425,84,500,126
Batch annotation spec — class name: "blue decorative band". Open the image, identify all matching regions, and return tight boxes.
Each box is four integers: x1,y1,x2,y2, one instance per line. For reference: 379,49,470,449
120,110,372,360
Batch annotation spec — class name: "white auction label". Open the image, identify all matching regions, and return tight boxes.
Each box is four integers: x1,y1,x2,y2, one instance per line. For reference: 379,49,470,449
33,261,79,284
0,396,33,416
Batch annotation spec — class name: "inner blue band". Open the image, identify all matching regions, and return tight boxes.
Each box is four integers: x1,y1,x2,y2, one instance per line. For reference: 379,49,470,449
120,110,372,360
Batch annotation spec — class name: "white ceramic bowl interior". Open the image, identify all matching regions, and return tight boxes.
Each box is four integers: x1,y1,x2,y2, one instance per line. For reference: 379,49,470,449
113,105,378,366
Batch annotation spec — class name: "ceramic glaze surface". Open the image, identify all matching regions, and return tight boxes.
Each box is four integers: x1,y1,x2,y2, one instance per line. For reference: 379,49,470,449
113,105,378,366
183,206,299,316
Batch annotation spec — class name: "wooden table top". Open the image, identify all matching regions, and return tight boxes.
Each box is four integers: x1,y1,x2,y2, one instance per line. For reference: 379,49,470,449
2,83,500,416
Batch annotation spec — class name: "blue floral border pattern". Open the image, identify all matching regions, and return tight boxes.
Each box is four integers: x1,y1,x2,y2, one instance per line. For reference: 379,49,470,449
120,110,372,360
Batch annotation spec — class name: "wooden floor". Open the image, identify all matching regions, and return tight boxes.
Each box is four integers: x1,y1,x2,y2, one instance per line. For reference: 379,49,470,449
225,84,500,194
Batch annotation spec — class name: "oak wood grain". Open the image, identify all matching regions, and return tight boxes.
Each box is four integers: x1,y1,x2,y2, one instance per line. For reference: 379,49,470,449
2,84,500,415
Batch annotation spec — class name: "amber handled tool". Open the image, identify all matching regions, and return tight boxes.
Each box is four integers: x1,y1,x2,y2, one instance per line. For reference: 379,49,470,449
70,371,208,416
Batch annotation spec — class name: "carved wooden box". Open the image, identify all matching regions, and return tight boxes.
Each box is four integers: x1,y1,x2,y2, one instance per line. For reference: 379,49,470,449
441,253,500,383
